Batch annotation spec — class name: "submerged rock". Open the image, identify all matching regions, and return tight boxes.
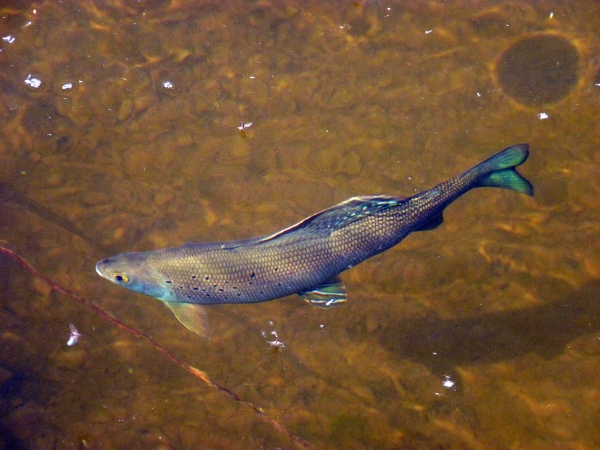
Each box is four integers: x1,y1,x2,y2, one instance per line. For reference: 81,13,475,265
495,34,579,106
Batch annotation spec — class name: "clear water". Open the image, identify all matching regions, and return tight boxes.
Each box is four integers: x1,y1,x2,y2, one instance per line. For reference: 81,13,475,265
1,0,600,448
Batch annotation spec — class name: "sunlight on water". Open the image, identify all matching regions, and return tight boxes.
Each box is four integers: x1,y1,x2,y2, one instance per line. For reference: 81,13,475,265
1,0,600,448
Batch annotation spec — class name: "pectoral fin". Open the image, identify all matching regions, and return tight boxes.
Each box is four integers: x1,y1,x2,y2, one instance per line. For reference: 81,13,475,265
164,302,210,339
299,276,347,308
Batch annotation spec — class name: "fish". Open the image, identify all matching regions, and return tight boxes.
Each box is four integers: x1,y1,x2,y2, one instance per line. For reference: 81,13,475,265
96,144,533,338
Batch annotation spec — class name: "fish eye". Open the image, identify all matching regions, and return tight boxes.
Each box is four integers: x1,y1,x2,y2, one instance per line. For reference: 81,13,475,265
112,273,129,283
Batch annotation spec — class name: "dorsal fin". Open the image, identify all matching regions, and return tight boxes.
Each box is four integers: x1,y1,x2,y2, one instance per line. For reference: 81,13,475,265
254,195,404,244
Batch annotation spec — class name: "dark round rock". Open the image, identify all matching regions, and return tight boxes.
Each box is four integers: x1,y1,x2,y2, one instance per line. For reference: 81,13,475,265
496,34,579,106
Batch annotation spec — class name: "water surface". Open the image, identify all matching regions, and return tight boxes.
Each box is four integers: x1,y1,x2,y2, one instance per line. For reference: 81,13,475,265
1,0,600,448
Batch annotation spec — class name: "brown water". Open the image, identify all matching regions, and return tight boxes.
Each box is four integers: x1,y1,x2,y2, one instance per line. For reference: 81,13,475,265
1,0,600,448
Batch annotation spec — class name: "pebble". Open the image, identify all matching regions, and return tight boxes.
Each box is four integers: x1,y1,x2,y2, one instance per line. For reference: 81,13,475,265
121,144,150,176
0,331,35,367
112,339,137,360
0,366,12,388
214,137,250,165
54,349,86,370
4,402,44,441
0,155,17,176
133,93,158,113
89,408,114,424
46,172,64,186
117,98,133,121
30,276,53,297
54,96,73,117
350,384,377,404
82,191,109,206
153,191,175,208
174,131,193,147
315,147,342,173
335,150,363,176
364,313,381,333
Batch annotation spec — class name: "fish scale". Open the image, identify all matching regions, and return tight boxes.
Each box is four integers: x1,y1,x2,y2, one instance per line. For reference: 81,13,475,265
96,144,533,337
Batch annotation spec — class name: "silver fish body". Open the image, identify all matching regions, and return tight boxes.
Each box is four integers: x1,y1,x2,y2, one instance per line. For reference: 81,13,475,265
96,144,533,337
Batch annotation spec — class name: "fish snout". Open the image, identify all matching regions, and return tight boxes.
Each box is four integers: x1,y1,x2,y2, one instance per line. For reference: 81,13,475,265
95,258,112,278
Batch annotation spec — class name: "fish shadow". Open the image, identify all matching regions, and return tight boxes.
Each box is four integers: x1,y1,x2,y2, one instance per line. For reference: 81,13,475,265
374,278,600,376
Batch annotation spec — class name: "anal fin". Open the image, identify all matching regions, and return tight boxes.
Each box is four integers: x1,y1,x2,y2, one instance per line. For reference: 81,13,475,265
416,212,444,231
299,276,347,308
164,302,210,339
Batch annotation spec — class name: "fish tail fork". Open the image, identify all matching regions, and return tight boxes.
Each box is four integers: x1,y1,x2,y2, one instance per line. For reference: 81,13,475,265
467,144,534,196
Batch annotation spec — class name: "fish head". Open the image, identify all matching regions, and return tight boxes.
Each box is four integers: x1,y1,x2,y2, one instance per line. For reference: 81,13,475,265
95,252,175,302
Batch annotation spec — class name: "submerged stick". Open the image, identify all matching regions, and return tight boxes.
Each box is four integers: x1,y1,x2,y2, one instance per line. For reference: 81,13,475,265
0,245,312,450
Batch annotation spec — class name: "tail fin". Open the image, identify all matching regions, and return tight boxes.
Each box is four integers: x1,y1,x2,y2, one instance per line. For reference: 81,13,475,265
468,144,534,196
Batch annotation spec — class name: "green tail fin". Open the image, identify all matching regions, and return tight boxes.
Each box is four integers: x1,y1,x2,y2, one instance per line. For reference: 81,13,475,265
470,144,534,196
477,169,533,196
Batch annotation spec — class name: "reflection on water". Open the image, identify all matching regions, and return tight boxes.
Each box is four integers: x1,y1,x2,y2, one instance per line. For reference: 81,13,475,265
1,0,600,448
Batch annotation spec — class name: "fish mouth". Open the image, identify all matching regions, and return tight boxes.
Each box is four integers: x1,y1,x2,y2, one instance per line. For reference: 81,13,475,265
95,259,109,278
